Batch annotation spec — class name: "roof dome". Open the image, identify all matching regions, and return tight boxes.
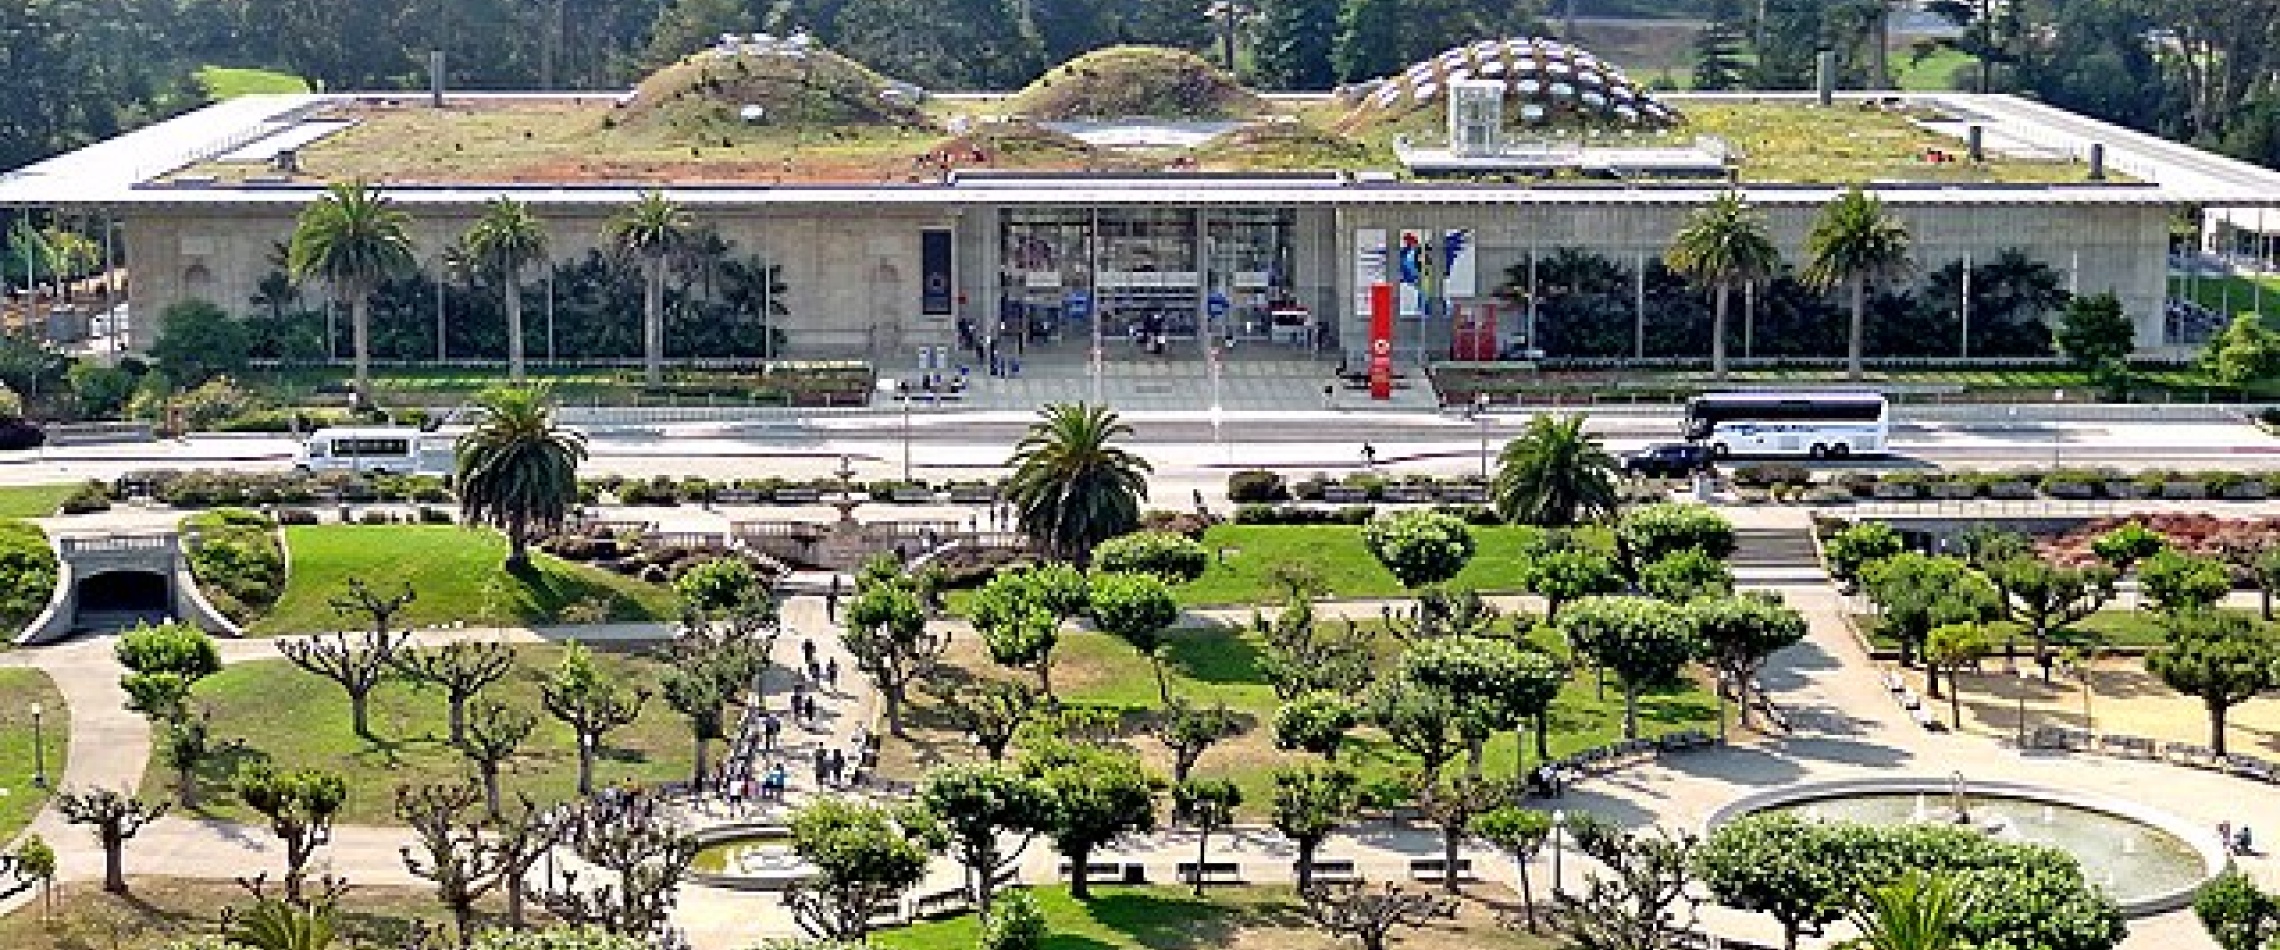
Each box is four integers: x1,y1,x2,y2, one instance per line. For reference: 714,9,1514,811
1351,37,1679,130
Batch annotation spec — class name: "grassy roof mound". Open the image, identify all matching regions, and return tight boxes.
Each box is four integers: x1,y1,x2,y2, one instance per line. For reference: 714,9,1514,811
936,121,1098,167
1192,121,1382,169
621,46,928,133
1008,46,1266,121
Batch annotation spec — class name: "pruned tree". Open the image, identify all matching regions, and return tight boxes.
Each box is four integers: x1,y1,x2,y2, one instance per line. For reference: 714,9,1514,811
1475,806,1554,932
1559,596,1703,740
1381,586,1504,642
1520,547,1624,623
1986,556,2116,680
1362,510,1478,591
1925,622,1993,730
1273,692,1359,761
843,575,946,736
527,796,698,938
396,782,510,948
1555,827,1702,950
1020,741,1158,901
56,787,169,894
458,700,538,820
1862,552,2000,669
393,641,518,745
662,603,773,790
1086,571,1182,707
115,620,222,722
235,765,349,905
784,798,945,942
918,763,1052,913
2148,610,2280,758
659,666,732,791
540,642,652,796
1685,594,1808,737
1367,673,1466,784
971,567,1074,704
1173,777,1242,897
158,707,221,807
279,578,417,738
489,794,568,930
1302,882,1457,950
1255,597,1376,700
1271,764,1360,894
936,679,1036,762
14,834,55,920
1415,773,1500,896
1154,699,1241,785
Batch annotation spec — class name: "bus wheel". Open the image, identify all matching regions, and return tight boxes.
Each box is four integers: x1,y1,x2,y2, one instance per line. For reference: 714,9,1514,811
1831,443,1852,458
1807,444,1827,460
1710,443,1731,459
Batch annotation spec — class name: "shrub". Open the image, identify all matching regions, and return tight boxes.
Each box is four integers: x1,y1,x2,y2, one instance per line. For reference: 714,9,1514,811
1616,503,1736,563
359,510,395,525
1823,521,1904,582
1234,503,1280,525
0,521,57,624
980,888,1047,950
1226,469,1289,503
1092,530,1209,582
275,508,321,526
0,419,43,450
1732,464,1811,488
675,556,762,613
184,508,285,622
1361,509,1476,588
175,376,261,431
1334,505,1377,524
1137,509,1217,539
416,506,453,524
59,480,111,514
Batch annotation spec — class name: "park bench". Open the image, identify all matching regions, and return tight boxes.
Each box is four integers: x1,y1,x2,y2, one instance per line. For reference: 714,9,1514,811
2226,755,2280,783
1439,484,1490,503
1175,861,1246,886
713,488,761,504
1907,706,1944,731
1381,485,1434,503
1059,860,1148,884
1298,858,1362,884
1880,671,1906,693
1322,486,1371,503
774,487,824,503
1408,858,1477,883
948,485,999,503
2164,741,2218,765
906,886,971,920
2098,734,2156,758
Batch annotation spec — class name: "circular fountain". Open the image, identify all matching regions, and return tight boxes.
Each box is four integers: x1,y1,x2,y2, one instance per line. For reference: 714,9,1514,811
687,823,816,891
1707,777,2227,915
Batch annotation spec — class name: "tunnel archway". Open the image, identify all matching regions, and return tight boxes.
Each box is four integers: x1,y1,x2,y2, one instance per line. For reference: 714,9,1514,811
76,570,170,631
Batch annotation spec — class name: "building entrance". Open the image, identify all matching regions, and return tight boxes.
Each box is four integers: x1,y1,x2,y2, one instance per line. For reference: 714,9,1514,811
995,207,1320,361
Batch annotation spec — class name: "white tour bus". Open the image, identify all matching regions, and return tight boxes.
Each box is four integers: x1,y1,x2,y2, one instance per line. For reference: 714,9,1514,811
1683,392,1891,459
295,427,453,476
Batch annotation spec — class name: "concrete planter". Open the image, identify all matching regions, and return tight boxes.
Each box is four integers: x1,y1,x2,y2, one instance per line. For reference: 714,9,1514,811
1440,484,1489,503
889,488,936,503
2158,482,2206,499
948,485,998,504
1872,483,1921,500
773,488,822,503
2220,483,2268,500
1928,483,1977,500
1322,486,1370,504
2044,482,2096,499
1989,482,2038,500
2104,483,2147,499
1382,486,1434,503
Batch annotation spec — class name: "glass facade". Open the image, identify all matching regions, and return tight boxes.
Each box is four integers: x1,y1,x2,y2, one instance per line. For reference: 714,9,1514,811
996,207,1312,357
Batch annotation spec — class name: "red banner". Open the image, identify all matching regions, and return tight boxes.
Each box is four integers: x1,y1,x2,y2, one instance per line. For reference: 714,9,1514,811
1369,282,1393,400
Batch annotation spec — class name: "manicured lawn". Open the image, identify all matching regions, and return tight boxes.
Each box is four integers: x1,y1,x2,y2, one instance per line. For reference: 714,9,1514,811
1178,524,1584,606
0,669,66,844
0,484,73,519
1856,608,2174,651
897,615,1718,817
151,643,699,824
871,884,1554,950
2174,271,2280,324
194,65,310,98
0,876,510,949
252,525,679,634
1895,48,1975,91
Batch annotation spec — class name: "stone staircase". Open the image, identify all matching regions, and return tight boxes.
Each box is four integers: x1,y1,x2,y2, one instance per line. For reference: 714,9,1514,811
1729,526,1826,582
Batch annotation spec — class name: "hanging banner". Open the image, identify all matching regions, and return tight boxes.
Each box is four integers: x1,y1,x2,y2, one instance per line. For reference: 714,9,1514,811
1369,282,1394,400
1353,229,1387,318
920,228,954,316
1442,228,1476,298
1397,229,1426,317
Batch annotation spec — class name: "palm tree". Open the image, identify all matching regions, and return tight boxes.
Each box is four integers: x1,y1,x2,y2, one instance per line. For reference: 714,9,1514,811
1665,191,1779,380
1491,413,1619,527
1844,871,1970,950
1805,185,1913,381
1004,402,1153,563
463,197,550,384
287,180,416,408
456,384,588,570
604,190,695,386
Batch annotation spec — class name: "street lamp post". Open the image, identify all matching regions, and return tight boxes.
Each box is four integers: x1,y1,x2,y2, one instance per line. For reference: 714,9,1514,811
876,378,912,483
1549,808,1567,897
2015,669,2031,749
30,701,45,788
1474,391,1491,480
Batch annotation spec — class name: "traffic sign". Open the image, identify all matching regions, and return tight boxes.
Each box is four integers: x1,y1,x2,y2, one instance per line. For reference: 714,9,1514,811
1206,291,1230,318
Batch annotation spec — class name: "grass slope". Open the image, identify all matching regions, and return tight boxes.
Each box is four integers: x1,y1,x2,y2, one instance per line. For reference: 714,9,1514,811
0,485,72,519
154,643,697,824
1008,46,1267,121
195,65,311,98
872,884,1553,950
0,876,507,949
1178,524,1582,606
252,525,678,634
1856,608,2173,651
0,670,65,844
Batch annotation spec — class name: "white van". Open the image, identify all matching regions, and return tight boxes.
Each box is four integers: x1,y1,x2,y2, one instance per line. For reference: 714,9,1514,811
295,427,452,476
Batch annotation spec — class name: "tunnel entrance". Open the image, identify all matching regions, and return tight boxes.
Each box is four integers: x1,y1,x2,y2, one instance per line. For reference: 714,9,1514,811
76,570,170,631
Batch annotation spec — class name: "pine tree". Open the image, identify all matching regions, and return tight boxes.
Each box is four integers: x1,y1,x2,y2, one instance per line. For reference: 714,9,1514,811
1252,0,1337,89
1331,0,1401,83
1693,0,1752,91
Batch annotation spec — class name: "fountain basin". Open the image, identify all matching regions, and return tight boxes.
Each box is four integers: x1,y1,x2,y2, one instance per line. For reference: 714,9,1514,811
1706,778,2228,916
687,823,816,892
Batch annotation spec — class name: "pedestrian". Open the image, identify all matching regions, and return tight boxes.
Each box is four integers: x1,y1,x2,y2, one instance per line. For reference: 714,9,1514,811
828,747,847,785
1361,442,1377,467
1322,382,1335,409
762,712,782,751
813,746,830,784
825,587,840,623
790,681,805,715
801,638,817,672
825,657,840,689
1192,488,1205,510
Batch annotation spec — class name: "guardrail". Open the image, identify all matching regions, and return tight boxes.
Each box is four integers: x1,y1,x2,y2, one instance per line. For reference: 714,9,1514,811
1820,498,2129,520
60,533,176,554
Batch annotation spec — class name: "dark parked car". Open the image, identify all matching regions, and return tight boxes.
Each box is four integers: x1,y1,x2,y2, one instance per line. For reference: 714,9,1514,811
1623,442,1712,478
